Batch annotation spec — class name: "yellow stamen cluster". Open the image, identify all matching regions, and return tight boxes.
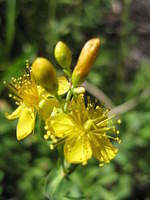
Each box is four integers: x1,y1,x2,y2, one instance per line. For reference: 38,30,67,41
4,62,39,107
45,94,121,166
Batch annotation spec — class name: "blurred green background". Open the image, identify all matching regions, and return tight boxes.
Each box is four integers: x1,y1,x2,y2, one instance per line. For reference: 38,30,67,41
0,0,150,199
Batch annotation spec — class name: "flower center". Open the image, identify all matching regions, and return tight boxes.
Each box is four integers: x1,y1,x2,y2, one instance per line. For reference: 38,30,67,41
18,84,39,106
6,67,39,108
83,119,93,132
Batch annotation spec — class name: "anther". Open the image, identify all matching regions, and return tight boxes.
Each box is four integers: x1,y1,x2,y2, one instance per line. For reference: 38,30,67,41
118,139,122,144
44,125,49,130
99,163,104,167
50,144,54,150
47,131,51,136
43,134,49,140
82,161,87,166
26,60,30,68
117,119,122,124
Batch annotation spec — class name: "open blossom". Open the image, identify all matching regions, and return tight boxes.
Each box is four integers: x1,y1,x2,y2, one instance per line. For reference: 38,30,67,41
45,94,121,166
5,65,39,140
5,63,70,140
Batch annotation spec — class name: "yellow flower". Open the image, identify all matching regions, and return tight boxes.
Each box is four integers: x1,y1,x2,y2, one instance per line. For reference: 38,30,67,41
5,66,39,140
45,94,120,166
5,63,70,140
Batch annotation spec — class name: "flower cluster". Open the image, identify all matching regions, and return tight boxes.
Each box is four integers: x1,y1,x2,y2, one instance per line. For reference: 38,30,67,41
5,38,121,166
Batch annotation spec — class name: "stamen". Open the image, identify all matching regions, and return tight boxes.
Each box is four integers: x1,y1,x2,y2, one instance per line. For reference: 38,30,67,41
96,116,114,127
99,163,104,167
25,59,30,69
82,161,87,166
50,144,54,150
4,61,39,107
44,134,48,140
117,119,122,124
92,126,115,133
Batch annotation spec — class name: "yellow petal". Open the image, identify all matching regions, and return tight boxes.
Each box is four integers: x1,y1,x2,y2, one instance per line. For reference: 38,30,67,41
5,105,23,120
64,136,92,164
37,76,70,96
70,94,87,124
57,76,70,95
37,85,53,98
17,107,36,140
38,98,58,120
90,135,118,164
51,113,75,138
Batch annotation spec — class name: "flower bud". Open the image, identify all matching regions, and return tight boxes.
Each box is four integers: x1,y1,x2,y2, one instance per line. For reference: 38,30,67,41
71,38,100,86
32,57,58,93
54,41,72,69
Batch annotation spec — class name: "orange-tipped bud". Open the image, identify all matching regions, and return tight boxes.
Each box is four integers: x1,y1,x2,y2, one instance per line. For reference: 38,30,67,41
71,38,100,86
32,57,58,93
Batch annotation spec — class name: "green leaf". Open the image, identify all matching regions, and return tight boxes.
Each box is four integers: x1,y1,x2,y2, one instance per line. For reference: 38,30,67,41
44,166,67,200
44,164,84,200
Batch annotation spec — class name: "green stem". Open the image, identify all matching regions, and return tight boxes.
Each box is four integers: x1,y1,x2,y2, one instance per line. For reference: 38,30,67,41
54,93,66,112
64,89,73,112
63,68,72,78
54,93,62,103
62,159,78,176
5,0,16,57
67,164,78,176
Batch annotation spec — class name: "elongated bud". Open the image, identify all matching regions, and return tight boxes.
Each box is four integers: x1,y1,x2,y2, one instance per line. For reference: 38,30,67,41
72,38,100,86
32,57,58,93
54,41,72,69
